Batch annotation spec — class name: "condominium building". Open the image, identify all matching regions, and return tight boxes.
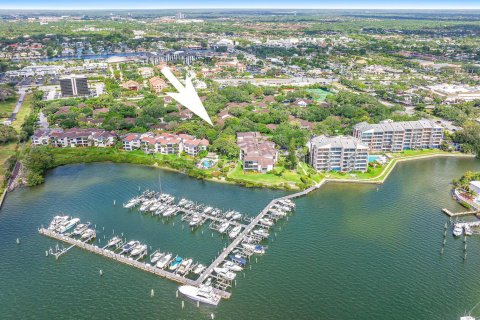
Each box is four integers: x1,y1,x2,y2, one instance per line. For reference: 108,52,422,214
237,132,278,173
308,135,369,172
60,76,90,97
32,128,116,148
353,119,443,152
122,133,208,156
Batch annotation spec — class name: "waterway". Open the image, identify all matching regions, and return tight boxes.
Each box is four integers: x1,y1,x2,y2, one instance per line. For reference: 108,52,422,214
1,157,480,319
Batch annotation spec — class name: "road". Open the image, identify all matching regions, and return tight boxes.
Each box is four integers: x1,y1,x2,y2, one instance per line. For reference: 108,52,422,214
7,89,26,123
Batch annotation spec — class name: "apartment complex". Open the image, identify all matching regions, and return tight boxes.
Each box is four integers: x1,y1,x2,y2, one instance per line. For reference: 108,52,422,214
32,128,116,147
353,119,443,152
59,76,89,97
237,132,278,173
149,76,168,93
308,135,369,172
123,132,208,156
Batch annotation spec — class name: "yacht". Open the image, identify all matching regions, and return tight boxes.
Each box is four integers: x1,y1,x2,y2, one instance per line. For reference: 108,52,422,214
57,218,80,234
48,216,69,230
229,226,242,239
225,211,233,219
177,258,193,275
156,253,172,269
203,207,213,214
139,200,154,212
169,256,183,271
80,229,96,240
120,240,140,254
123,198,140,209
72,223,90,236
189,214,202,227
242,243,266,254
130,244,147,257
106,236,122,248
163,207,177,217
214,267,236,281
150,252,164,264
218,222,230,233
222,261,243,272
178,281,221,306
193,264,206,275
253,228,269,238
465,225,473,236
231,212,242,220
229,254,247,266
453,224,464,237
259,218,274,227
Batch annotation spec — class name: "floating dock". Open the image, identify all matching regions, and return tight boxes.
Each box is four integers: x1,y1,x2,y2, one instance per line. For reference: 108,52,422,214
442,208,479,217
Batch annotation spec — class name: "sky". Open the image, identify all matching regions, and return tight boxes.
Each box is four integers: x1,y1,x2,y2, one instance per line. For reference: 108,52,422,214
1,0,480,10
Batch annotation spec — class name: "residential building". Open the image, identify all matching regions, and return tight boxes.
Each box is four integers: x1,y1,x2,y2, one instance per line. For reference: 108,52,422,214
32,128,116,148
180,134,209,156
308,135,369,172
59,76,89,97
149,76,168,93
353,119,444,152
122,133,208,156
122,80,141,91
237,132,278,173
427,84,480,103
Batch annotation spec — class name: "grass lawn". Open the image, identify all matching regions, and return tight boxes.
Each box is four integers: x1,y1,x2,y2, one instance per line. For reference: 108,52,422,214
12,94,32,132
0,95,17,121
227,163,302,187
306,88,332,102
389,149,447,158
0,142,17,192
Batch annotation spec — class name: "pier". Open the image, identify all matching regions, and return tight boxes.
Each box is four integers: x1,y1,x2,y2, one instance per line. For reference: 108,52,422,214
39,181,324,302
442,208,479,217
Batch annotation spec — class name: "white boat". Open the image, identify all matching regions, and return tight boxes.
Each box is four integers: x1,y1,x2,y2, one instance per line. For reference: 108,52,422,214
453,224,464,236
80,228,96,240
72,222,90,236
214,267,236,281
222,261,243,272
218,222,230,233
259,218,274,227
231,213,242,220
225,211,233,219
150,252,164,264
178,282,221,306
242,243,266,254
57,218,80,233
253,228,269,238
177,258,193,274
156,253,172,269
139,200,154,212
48,215,69,230
106,236,121,248
163,207,177,217
130,244,147,256
189,215,202,227
123,198,140,209
229,226,242,239
203,207,213,214
193,264,206,275
465,225,473,236
121,240,139,254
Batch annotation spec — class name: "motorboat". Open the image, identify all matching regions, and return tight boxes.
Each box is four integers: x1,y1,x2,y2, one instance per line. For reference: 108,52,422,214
120,240,140,254
453,224,463,237
465,225,473,236
229,254,247,266
229,226,242,239
80,228,96,240
123,197,140,209
259,218,274,227
106,236,122,248
214,267,236,281
242,243,266,254
130,244,147,257
222,261,243,272
163,207,177,217
177,258,193,275
150,252,164,264
189,214,202,227
57,218,80,233
203,207,213,214
218,222,230,233
169,257,183,271
253,228,269,238
139,200,154,212
193,264,206,275
231,212,242,220
72,222,90,236
156,253,172,269
48,215,69,230
211,209,221,216
225,211,233,219
178,281,221,306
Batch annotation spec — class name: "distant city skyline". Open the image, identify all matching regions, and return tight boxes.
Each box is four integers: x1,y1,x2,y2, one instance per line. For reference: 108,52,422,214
1,0,480,10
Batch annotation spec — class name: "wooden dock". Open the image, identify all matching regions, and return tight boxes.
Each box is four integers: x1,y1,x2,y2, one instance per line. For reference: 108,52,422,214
442,208,479,217
39,228,231,299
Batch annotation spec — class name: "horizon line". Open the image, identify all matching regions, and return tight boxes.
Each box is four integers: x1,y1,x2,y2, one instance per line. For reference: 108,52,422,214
2,7,480,11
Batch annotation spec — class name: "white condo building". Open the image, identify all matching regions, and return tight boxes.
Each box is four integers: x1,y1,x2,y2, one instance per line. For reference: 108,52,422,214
353,119,443,152
308,135,369,172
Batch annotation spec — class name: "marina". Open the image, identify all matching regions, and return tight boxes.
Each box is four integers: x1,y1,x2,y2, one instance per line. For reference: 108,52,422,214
39,189,300,304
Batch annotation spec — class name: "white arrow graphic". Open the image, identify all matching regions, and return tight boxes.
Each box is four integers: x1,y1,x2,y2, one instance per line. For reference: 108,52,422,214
161,67,213,126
